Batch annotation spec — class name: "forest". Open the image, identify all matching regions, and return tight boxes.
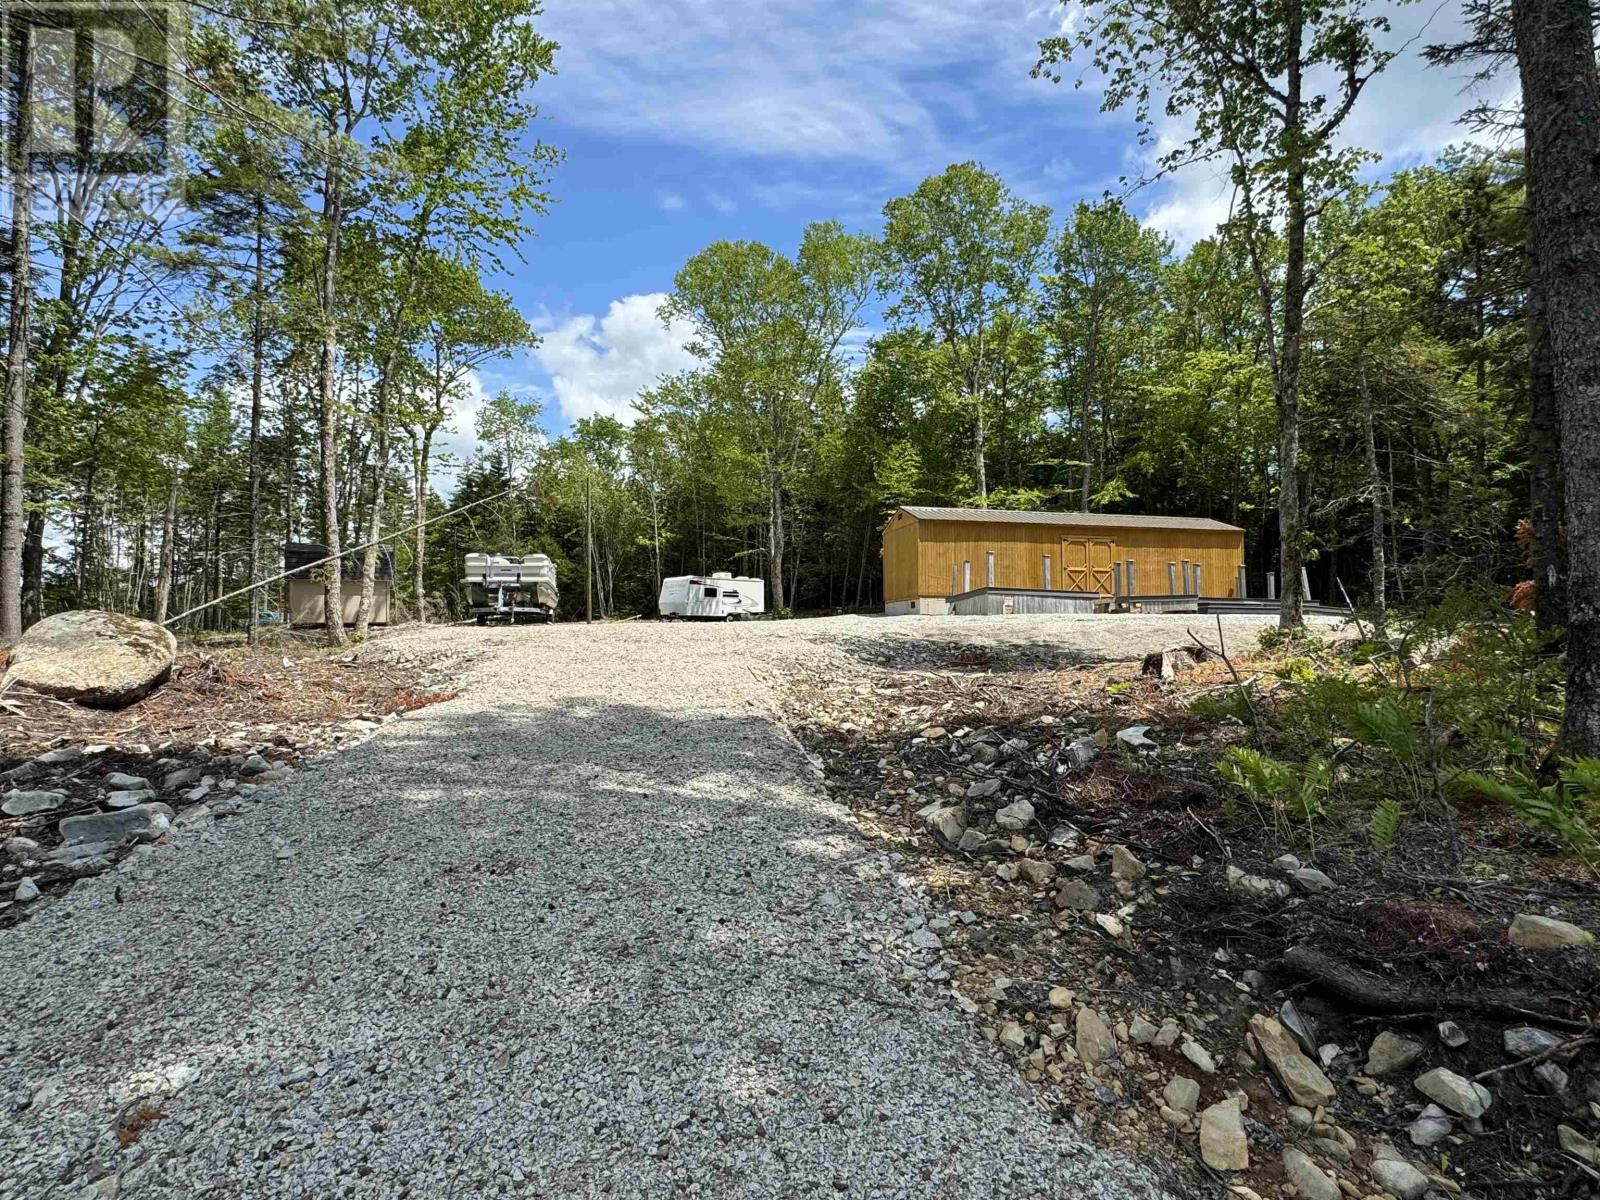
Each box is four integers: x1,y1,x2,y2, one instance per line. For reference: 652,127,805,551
0,0,1596,751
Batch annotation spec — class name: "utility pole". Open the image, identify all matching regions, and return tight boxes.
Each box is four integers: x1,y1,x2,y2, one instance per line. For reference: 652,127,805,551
584,469,593,624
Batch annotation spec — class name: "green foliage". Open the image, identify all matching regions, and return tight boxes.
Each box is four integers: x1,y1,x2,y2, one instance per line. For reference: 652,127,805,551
1217,746,1330,837
1369,800,1404,852
1457,761,1600,871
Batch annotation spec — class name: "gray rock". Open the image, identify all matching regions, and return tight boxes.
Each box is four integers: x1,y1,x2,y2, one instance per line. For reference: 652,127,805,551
1292,867,1336,893
1075,1007,1118,1066
1533,1062,1569,1094
1109,844,1146,882
36,746,85,766
965,776,1001,800
58,803,174,846
955,828,997,854
48,839,120,865
1509,913,1594,950
1414,1067,1492,1118
1370,1157,1429,1200
909,928,942,951
1226,864,1289,899
1181,1039,1217,1074
104,790,150,809
1279,999,1320,1058
1115,725,1156,750
3,835,41,861
1558,1124,1600,1164
3,760,44,783
1437,1021,1468,1048
1129,1016,1159,1045
1273,853,1302,872
994,799,1034,831
1282,1147,1340,1200
1163,1076,1200,1113
917,802,965,844
1407,1105,1453,1147
162,766,204,791
1063,854,1096,873
14,876,40,902
1504,1027,1564,1058
1,790,65,816
104,773,151,791
2,609,177,708
1064,736,1100,768
1053,881,1099,912
1199,1100,1248,1170
1366,1031,1424,1076
1250,1014,1336,1108
1017,859,1054,886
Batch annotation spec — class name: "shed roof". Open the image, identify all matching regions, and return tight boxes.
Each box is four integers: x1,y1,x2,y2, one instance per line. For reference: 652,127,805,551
896,506,1242,534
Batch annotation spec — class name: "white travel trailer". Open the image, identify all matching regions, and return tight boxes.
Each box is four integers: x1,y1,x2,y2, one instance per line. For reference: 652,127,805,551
659,572,766,620
464,553,558,625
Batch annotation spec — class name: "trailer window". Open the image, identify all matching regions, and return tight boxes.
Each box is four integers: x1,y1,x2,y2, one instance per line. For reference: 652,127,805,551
703,586,718,598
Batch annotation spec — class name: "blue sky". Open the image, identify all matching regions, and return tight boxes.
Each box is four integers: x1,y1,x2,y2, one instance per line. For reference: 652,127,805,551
445,0,1513,481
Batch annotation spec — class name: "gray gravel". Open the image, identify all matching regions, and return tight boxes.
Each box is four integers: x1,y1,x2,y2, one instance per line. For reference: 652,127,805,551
0,614,1307,1198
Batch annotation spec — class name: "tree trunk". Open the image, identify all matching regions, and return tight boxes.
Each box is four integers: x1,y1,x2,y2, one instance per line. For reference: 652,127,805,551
1276,0,1308,630
1527,242,1566,631
1515,0,1600,753
1081,317,1100,511
246,200,266,644
317,134,347,646
412,427,434,622
155,470,179,624
1,35,32,645
971,382,988,506
768,469,786,615
21,509,43,626
1358,349,1387,636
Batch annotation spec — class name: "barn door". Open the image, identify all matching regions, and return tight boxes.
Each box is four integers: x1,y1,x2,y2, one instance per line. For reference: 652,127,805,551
1062,538,1116,593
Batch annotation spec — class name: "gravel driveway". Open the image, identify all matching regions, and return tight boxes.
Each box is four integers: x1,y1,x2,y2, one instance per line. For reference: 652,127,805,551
1,614,1312,1198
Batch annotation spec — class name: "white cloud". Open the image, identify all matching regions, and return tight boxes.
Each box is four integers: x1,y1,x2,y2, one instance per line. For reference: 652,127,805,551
539,0,1064,168
532,293,700,425
657,190,687,212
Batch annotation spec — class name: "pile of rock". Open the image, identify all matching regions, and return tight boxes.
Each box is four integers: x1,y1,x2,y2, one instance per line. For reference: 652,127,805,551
1,741,299,912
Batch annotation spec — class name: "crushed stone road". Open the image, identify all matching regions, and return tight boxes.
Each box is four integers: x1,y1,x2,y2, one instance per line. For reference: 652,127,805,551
2,614,1311,1198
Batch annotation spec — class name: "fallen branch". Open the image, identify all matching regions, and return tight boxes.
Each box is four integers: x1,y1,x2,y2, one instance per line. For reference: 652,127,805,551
1280,945,1591,1027
1472,1033,1595,1082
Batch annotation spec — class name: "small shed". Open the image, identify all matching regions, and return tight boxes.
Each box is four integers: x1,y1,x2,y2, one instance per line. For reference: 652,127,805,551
284,542,394,628
881,506,1246,615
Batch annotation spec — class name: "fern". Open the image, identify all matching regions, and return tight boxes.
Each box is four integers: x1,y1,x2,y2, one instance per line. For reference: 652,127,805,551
1458,761,1600,872
1369,799,1403,851
1352,698,1421,758
1217,746,1329,829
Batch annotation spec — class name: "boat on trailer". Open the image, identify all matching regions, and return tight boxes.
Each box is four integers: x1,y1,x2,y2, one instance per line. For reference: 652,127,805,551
464,553,558,625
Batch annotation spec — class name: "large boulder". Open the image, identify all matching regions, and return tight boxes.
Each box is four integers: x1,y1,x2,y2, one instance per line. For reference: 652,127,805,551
3,610,176,708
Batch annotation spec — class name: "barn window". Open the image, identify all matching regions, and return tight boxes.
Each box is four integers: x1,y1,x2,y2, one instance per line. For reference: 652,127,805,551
986,552,995,587
951,564,958,595
962,560,971,592
1042,554,1052,590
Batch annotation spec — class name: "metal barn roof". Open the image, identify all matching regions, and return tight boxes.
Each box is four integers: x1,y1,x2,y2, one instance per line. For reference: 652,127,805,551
896,506,1242,533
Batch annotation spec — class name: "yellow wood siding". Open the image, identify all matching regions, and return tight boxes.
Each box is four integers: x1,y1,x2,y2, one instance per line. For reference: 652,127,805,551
882,509,921,603
881,512,1246,602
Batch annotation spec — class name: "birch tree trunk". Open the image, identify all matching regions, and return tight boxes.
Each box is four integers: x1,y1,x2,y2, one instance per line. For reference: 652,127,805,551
1,35,33,645
317,133,347,647
154,470,179,624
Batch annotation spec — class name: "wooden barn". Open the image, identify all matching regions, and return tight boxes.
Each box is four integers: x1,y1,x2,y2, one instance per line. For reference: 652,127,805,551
881,506,1246,615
